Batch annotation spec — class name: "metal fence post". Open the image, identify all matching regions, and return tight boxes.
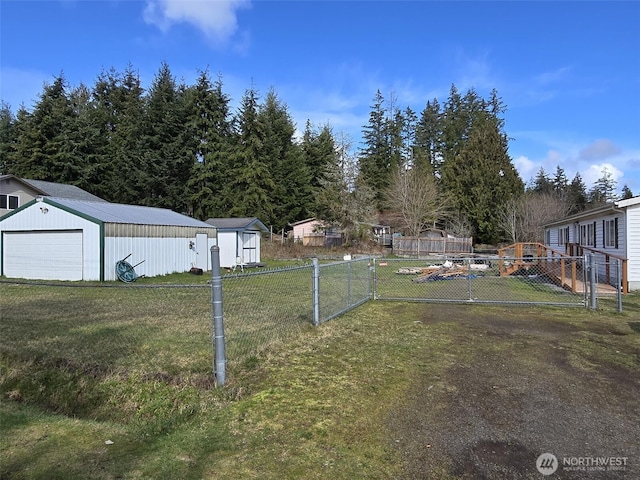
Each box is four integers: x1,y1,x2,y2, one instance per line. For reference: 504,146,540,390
467,258,473,301
589,253,597,310
312,257,320,326
617,258,623,313
211,246,226,385
347,260,352,308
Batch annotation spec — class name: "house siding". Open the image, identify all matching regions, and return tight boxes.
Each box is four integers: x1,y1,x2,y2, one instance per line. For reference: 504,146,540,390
544,201,638,291
626,203,640,290
0,177,40,217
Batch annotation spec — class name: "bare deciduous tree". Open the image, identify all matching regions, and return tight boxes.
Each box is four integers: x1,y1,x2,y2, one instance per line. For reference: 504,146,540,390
384,166,450,237
498,192,569,243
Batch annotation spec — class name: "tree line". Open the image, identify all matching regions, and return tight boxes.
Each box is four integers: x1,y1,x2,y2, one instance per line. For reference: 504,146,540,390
0,62,633,245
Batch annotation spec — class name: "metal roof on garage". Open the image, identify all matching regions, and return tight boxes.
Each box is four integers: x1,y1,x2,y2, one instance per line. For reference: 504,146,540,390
43,197,215,228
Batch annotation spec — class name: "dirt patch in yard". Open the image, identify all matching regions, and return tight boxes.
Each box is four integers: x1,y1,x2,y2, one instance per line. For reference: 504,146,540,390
388,306,640,479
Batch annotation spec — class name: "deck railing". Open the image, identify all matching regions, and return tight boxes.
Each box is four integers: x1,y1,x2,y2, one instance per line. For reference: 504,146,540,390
497,242,579,293
567,243,628,294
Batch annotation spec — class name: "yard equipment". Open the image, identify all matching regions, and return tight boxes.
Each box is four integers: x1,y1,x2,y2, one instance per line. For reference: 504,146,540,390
115,254,145,283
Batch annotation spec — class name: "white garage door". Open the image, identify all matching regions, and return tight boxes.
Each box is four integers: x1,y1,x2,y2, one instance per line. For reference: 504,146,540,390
3,230,84,281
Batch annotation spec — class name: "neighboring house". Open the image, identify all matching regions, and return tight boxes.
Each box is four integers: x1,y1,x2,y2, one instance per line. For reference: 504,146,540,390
289,218,324,244
0,197,217,281
288,218,342,247
543,196,640,292
205,217,268,269
0,175,106,217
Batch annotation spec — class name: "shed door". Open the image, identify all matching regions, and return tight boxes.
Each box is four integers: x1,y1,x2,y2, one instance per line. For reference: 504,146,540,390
3,230,83,280
195,233,208,270
242,232,257,263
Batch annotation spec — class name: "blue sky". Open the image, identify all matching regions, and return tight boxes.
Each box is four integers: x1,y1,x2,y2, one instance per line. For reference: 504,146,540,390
1,1,639,194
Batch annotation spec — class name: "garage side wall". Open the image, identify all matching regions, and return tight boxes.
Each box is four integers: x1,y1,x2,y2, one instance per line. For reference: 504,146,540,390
103,224,217,281
0,202,101,280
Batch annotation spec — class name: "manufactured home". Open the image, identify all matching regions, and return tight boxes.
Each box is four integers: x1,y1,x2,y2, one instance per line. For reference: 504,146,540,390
543,196,640,292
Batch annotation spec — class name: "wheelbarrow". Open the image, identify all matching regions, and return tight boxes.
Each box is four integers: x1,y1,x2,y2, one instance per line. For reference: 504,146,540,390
115,254,145,283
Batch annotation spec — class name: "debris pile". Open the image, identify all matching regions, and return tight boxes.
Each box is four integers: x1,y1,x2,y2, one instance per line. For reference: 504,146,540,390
396,260,489,283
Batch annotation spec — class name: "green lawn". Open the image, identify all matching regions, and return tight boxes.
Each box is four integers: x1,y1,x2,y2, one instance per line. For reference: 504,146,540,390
1,276,637,479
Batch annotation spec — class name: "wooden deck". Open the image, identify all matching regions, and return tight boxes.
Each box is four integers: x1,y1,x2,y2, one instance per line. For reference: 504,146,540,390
498,242,621,296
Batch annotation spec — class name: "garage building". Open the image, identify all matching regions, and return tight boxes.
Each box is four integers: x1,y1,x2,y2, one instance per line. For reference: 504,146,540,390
0,196,217,281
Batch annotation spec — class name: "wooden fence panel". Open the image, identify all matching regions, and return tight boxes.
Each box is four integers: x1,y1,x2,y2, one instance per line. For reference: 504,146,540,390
392,236,473,256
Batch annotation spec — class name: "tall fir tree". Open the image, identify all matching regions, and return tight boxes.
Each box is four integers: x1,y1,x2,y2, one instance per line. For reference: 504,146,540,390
94,66,146,204
11,75,77,182
443,112,524,244
620,184,634,199
588,167,618,205
566,172,588,214
140,62,191,212
184,71,233,219
414,99,441,173
258,89,310,228
358,90,390,209
0,102,17,174
228,86,274,222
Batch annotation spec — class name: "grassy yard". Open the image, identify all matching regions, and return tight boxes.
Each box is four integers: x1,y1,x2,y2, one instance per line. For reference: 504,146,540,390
1,278,639,479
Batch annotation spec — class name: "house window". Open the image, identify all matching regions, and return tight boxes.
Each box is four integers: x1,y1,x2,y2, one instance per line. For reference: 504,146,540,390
0,194,19,210
579,224,595,246
604,219,618,248
558,227,569,245
586,223,595,246
545,229,551,245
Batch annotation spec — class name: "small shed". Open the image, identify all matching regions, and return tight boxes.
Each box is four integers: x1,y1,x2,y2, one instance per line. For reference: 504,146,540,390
0,197,217,281
205,217,268,268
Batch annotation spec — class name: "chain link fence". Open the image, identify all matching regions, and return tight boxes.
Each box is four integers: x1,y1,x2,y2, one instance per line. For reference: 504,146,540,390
1,252,628,388
373,256,588,306
219,256,372,370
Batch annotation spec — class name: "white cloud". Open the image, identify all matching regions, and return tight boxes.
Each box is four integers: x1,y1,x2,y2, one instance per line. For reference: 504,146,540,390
582,163,624,188
143,0,251,46
513,155,537,182
578,139,622,161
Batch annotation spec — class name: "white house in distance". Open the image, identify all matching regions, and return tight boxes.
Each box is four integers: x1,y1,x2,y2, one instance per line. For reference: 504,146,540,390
205,217,268,269
543,196,640,292
0,196,217,281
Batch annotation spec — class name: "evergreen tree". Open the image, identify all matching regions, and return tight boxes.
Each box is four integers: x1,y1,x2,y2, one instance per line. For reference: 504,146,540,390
97,66,146,204
11,75,77,182
552,165,569,197
567,172,588,214
0,102,17,174
258,88,310,228
228,86,274,222
414,99,440,173
621,184,634,199
588,167,618,205
530,167,553,194
140,63,191,212
184,71,233,219
61,82,106,193
443,113,524,244
358,90,390,209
